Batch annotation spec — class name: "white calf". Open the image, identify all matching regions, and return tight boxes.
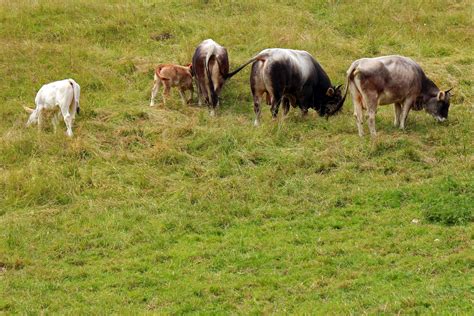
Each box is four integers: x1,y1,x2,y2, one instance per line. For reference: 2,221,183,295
24,78,80,137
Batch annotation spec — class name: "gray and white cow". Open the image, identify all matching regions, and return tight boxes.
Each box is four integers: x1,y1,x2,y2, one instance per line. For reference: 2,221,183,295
341,55,452,136
192,39,230,116
230,48,344,125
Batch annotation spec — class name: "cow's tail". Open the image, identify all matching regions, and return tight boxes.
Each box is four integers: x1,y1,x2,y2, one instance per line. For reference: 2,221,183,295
205,49,218,107
225,56,259,80
335,61,359,112
155,65,169,81
69,79,81,115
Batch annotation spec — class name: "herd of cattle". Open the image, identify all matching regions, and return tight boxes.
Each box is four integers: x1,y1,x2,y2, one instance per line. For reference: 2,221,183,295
24,39,453,137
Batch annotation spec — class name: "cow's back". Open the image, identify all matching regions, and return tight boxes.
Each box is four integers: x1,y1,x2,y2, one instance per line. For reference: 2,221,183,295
36,79,73,108
353,56,423,103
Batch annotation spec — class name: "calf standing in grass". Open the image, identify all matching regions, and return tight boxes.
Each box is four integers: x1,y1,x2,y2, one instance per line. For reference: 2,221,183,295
150,64,193,107
341,55,452,136
24,78,80,137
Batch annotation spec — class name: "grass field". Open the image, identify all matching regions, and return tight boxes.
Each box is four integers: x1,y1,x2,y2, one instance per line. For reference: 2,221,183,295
1,0,473,314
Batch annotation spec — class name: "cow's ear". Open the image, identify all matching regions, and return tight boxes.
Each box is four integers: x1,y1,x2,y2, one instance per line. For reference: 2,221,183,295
437,91,446,101
326,87,335,97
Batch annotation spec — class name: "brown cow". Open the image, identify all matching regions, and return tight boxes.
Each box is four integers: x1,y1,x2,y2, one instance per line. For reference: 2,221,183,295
150,64,193,107
191,39,230,116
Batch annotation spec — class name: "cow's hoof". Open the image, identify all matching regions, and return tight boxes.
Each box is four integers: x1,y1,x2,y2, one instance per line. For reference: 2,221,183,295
210,110,216,117
253,120,260,127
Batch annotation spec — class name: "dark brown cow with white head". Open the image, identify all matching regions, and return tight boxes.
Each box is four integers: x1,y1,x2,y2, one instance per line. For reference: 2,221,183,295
192,39,230,116
341,55,452,136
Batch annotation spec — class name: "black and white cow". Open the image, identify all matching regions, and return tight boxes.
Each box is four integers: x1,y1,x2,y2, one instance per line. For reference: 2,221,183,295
341,55,452,136
228,48,344,125
192,39,230,116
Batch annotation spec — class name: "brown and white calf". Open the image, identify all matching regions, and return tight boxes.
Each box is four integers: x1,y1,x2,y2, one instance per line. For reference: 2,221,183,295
191,39,230,116
150,64,193,106
24,78,80,137
342,55,452,136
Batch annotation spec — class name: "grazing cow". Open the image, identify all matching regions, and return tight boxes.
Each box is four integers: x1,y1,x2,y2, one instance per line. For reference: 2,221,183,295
341,55,452,136
24,78,80,137
150,63,193,107
191,39,230,116
228,48,344,126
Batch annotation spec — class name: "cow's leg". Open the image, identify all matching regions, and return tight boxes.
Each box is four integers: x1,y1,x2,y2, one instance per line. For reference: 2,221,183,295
282,98,290,117
162,81,171,106
210,84,223,117
368,107,377,136
399,98,414,130
178,88,186,105
265,92,271,105
361,91,379,136
363,94,378,137
60,109,73,137
197,85,203,106
194,78,202,106
150,76,160,107
187,86,194,104
197,81,207,107
393,103,402,127
37,108,43,131
52,112,61,133
270,94,282,120
253,94,262,126
301,107,309,117
350,84,364,136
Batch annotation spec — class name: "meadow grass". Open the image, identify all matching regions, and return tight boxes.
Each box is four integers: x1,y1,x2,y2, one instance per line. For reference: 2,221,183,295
0,0,473,314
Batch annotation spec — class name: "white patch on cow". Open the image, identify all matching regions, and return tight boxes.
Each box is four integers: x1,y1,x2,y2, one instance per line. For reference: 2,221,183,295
211,57,220,90
259,49,315,82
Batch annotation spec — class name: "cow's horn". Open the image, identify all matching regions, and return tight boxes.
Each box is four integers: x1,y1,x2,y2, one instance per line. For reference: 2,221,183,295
445,88,453,94
336,84,343,90
23,106,34,113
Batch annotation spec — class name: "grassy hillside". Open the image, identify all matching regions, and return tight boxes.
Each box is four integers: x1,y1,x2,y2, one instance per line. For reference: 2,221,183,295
1,0,473,313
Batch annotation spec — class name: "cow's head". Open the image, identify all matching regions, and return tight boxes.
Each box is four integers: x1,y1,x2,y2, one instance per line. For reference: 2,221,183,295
23,106,38,126
419,88,452,122
320,84,344,117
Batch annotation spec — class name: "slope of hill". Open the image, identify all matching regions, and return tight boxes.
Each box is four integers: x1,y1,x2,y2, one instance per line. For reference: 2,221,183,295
0,1,473,313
